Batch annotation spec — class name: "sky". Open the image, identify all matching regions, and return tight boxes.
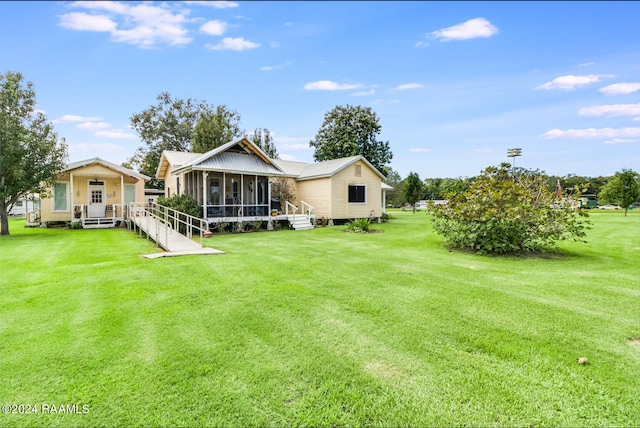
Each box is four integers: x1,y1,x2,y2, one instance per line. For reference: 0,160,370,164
1,1,639,179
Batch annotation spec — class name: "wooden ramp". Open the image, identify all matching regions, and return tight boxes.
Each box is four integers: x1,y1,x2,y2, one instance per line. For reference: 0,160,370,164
129,208,224,258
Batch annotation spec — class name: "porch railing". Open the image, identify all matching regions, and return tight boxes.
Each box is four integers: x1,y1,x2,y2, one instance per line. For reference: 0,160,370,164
129,203,173,248
148,203,209,246
72,203,128,221
285,201,314,217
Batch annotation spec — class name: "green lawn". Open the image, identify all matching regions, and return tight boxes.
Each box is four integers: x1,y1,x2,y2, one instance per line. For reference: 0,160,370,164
1,211,638,427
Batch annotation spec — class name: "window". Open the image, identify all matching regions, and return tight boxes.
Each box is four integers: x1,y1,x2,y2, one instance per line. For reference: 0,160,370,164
125,184,136,205
53,183,69,211
354,164,362,177
177,176,181,195
348,185,366,203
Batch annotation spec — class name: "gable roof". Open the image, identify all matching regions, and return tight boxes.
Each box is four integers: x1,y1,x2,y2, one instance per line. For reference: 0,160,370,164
274,155,386,181
156,150,201,178
64,157,150,181
170,137,287,176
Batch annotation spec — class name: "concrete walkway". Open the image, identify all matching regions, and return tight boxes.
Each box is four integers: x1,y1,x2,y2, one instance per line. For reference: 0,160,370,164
131,214,224,258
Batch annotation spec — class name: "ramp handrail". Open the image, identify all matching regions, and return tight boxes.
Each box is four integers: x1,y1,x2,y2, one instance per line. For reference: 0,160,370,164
149,203,208,246
301,200,314,216
129,203,174,248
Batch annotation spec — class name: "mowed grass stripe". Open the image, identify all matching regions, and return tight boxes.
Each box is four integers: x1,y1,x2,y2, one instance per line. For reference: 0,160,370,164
0,211,638,426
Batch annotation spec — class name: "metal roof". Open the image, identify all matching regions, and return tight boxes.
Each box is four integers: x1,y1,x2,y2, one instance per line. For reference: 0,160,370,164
162,151,201,167
64,157,150,181
276,155,386,181
172,137,287,176
193,151,286,175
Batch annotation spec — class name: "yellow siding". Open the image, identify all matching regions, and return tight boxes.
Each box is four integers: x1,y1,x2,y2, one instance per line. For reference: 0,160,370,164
162,168,182,198
297,177,332,218
295,160,383,220
40,164,147,223
330,160,382,219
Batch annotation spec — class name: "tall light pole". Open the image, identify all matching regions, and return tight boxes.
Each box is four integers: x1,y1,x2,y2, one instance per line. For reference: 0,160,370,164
507,148,522,172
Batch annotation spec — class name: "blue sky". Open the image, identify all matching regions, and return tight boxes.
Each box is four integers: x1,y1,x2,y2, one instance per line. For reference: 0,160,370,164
2,1,639,179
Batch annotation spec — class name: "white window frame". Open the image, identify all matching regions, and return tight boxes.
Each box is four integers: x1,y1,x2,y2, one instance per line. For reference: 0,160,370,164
53,182,70,212
348,184,367,204
124,184,136,205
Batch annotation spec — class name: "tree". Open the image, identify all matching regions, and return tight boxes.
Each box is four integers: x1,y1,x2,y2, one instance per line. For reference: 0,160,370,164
0,71,68,235
127,92,239,188
192,105,243,153
247,128,278,159
431,163,590,255
310,105,393,175
383,169,402,207
270,176,296,208
598,169,640,216
403,172,424,213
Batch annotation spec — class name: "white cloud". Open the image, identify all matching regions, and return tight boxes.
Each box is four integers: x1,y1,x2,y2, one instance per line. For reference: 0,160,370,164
579,62,595,67
260,61,291,71
536,74,614,91
285,22,293,27
351,89,376,96
77,122,111,131
58,2,193,48
599,82,640,96
604,138,636,145
200,20,227,36
541,127,640,139
579,103,640,117
184,1,239,8
280,143,312,151
206,37,260,51
95,129,137,139
304,81,363,91
58,12,117,32
431,18,498,41
54,114,103,123
278,153,299,162
70,142,128,156
410,148,431,153
415,41,429,48
393,83,422,91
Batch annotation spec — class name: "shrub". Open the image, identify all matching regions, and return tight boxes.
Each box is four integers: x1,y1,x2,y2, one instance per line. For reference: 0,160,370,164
431,163,590,255
156,194,202,218
346,217,373,234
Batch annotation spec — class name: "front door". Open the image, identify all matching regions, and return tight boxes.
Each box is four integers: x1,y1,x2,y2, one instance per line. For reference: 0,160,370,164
88,181,105,218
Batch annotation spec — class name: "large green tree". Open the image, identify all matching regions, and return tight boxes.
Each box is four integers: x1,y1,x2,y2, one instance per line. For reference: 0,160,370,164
192,105,243,153
127,92,242,188
0,71,68,235
403,172,424,213
598,169,640,216
247,128,278,159
431,163,590,255
310,105,393,175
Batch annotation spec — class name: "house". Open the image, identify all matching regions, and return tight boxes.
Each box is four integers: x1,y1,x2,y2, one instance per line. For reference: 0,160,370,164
39,158,150,228
156,137,389,228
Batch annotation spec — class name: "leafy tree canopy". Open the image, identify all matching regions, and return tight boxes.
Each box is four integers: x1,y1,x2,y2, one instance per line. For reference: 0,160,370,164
598,169,640,216
0,71,68,235
310,105,393,175
403,172,424,213
127,92,242,188
431,163,590,255
192,105,243,153
247,128,278,159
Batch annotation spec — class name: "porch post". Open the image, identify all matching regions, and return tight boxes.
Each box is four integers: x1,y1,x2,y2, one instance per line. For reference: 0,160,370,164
202,172,208,219
240,175,244,217
121,174,125,217
222,172,226,205
70,172,74,221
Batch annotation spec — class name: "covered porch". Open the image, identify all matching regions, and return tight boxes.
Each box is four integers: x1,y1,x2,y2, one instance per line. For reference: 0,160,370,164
183,170,276,222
